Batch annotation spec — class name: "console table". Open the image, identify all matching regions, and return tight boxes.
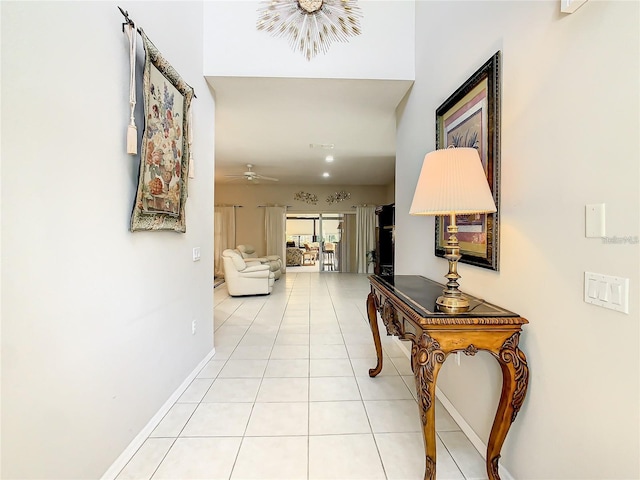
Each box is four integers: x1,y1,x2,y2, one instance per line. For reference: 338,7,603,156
366,275,529,480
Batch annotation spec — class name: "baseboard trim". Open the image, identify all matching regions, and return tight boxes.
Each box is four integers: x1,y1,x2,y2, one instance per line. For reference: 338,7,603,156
100,347,216,480
393,338,514,480
435,387,514,480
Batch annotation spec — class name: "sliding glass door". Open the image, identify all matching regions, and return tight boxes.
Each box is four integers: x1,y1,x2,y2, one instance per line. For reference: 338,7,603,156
285,213,350,272
319,214,342,272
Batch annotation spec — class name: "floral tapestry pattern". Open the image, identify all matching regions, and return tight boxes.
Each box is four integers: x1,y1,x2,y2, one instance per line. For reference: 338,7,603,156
131,31,194,232
143,76,183,216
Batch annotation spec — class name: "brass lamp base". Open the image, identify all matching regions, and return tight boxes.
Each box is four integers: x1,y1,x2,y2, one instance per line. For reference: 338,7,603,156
436,295,469,314
436,213,470,314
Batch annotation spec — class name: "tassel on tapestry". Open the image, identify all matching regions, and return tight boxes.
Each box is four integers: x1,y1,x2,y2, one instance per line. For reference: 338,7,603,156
125,18,137,154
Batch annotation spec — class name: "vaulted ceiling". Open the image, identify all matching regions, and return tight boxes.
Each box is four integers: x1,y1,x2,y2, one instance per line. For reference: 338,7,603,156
208,76,413,186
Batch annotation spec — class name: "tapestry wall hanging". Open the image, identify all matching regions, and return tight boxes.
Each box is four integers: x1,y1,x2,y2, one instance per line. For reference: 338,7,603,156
130,30,194,232
434,51,501,270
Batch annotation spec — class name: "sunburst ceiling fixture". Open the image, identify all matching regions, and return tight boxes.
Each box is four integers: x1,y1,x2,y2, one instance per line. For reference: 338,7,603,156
256,0,363,61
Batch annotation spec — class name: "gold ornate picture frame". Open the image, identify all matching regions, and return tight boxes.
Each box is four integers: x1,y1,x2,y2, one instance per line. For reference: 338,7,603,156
435,51,501,270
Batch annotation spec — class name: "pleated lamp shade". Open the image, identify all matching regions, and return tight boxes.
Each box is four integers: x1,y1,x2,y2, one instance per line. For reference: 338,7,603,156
410,148,497,216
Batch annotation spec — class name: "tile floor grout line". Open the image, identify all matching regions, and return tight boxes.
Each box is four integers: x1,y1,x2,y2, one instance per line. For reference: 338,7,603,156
200,277,291,480
146,437,179,480
436,430,469,479
306,273,312,480
132,357,236,478
111,438,160,480
227,279,288,480
291,273,314,480
213,298,243,332
325,274,391,480
227,435,246,480
130,274,485,480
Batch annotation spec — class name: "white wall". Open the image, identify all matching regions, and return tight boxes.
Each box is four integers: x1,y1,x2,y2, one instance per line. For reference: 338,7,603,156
396,1,639,478
385,180,396,204
203,0,414,80
1,2,215,478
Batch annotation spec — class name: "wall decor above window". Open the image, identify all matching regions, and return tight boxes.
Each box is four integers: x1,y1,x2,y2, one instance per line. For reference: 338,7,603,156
294,191,319,204
256,0,362,61
326,190,351,204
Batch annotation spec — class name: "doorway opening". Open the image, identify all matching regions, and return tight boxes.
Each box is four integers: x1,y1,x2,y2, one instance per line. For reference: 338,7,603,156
285,213,354,272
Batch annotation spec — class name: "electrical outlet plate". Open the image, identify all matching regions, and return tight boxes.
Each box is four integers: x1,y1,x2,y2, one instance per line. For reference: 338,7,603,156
584,272,629,314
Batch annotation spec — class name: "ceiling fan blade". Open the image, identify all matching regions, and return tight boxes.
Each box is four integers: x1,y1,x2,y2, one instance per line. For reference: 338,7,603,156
255,175,279,182
224,176,247,183
222,166,278,182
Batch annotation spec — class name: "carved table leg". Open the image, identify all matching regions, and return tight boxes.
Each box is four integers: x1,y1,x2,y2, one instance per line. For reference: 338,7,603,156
486,333,530,480
366,291,383,377
412,332,446,480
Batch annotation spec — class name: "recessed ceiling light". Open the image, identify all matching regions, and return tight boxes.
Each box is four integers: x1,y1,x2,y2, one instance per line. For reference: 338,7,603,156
325,155,334,162
323,172,330,178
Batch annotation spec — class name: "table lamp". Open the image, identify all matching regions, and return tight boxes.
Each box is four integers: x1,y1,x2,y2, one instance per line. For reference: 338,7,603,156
409,147,496,313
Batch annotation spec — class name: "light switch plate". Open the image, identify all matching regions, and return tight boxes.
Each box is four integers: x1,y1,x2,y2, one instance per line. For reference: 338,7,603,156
193,247,201,262
585,204,605,238
584,272,629,314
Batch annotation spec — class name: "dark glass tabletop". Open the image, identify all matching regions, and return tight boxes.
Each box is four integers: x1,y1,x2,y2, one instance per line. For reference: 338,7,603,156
372,275,518,318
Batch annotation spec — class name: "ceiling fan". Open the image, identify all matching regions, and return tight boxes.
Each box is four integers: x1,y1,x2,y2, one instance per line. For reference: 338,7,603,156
224,164,279,183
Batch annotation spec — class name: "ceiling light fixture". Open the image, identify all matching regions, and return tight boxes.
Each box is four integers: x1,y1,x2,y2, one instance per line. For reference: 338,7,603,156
256,0,362,61
325,155,334,162
323,172,330,178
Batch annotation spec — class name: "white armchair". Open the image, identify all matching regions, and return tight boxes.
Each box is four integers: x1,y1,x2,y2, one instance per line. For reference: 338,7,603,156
236,244,283,280
222,249,274,296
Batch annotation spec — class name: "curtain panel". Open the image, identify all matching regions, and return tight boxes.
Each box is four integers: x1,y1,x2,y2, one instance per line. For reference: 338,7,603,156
214,206,236,278
356,205,376,274
265,206,286,272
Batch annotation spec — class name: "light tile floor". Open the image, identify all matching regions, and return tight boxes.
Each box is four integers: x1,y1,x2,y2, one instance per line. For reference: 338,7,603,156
116,273,487,480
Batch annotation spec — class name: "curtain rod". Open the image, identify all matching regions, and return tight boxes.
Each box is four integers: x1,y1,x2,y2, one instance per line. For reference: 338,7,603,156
215,205,243,207
258,205,292,208
351,204,375,208
118,6,141,34
117,6,196,98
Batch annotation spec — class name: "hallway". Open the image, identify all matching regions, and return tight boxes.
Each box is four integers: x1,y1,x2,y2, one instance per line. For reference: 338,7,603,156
116,273,487,479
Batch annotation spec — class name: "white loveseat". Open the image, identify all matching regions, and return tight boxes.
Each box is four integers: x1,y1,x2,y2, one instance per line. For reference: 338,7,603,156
236,244,283,280
222,249,274,296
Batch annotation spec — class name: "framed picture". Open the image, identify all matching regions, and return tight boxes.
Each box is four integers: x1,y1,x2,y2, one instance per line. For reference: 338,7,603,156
435,51,501,270
131,31,194,232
